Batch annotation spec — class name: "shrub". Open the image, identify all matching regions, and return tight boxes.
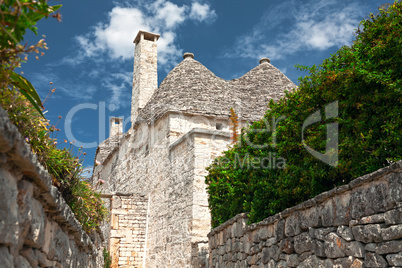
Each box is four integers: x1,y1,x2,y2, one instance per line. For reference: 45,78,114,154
206,2,402,228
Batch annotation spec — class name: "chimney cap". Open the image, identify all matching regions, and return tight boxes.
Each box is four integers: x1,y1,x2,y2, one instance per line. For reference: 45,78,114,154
110,117,123,123
183,52,194,59
259,58,270,64
133,30,160,44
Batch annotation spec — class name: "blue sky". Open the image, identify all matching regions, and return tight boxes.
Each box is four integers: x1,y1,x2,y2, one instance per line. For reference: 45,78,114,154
21,0,389,171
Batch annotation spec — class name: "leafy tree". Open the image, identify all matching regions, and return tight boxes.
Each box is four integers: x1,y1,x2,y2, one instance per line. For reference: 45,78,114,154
206,1,402,228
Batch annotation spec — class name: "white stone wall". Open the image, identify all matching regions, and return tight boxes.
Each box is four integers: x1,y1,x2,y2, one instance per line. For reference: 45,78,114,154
109,194,148,268
93,111,233,267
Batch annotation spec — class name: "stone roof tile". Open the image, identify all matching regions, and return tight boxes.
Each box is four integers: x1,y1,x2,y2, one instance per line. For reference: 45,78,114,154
135,57,295,125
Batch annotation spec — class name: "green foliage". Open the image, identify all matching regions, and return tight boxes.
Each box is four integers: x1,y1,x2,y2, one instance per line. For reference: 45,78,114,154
0,0,61,115
103,248,112,268
206,2,402,228
0,0,107,232
0,89,108,232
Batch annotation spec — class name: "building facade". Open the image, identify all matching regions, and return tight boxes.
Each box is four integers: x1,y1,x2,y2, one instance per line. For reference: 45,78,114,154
92,30,295,268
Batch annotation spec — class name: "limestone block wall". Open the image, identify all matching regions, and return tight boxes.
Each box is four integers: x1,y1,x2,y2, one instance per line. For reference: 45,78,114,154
108,194,148,268
0,108,104,267
208,161,402,268
93,110,233,267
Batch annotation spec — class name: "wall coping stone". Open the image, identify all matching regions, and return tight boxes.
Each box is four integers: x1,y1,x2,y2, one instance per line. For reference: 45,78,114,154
169,127,231,151
0,107,103,252
208,160,402,237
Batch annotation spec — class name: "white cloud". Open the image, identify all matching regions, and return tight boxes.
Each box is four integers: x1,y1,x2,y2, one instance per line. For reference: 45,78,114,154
67,0,217,69
225,0,363,60
190,2,217,22
154,1,187,28
93,7,149,60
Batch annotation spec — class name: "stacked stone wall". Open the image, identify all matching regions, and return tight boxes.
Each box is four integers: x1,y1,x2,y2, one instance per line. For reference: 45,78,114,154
0,108,104,267
208,161,402,267
108,194,148,268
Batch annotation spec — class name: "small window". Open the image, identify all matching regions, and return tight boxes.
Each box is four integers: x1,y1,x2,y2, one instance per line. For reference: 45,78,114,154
216,122,223,130
115,120,120,125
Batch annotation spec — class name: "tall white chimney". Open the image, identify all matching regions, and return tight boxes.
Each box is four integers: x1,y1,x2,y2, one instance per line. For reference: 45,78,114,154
131,30,160,125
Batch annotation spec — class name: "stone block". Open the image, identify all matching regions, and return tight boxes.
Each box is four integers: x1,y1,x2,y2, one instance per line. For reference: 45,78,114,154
276,260,287,268
251,230,259,243
337,225,354,241
0,169,19,245
298,251,312,262
24,198,45,248
324,232,346,258
267,259,276,268
386,252,402,266
0,246,13,267
364,252,388,267
309,227,335,241
313,240,325,257
285,212,301,237
17,256,32,268
293,233,313,254
358,213,385,225
266,245,280,262
384,207,402,225
350,258,364,268
264,237,276,247
35,249,56,267
278,238,294,254
345,241,365,258
299,206,320,230
257,227,270,241
375,240,402,254
351,180,391,219
352,224,382,243
334,256,355,267
381,224,402,241
298,255,326,268
41,218,56,256
20,247,38,267
320,199,334,227
274,220,285,241
364,243,377,252
388,172,402,204
333,192,352,226
286,254,299,267
53,228,71,262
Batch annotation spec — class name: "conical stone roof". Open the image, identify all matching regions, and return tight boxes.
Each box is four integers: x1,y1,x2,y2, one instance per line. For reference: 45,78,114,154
134,56,295,125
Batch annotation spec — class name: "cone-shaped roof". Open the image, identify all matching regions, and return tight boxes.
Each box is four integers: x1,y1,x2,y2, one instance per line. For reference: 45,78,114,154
135,56,295,124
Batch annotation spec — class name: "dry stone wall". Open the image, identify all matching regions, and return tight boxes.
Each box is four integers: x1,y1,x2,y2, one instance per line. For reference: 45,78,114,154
208,161,402,268
0,107,104,267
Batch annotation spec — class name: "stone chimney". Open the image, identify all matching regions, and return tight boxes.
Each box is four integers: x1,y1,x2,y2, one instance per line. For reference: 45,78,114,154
110,117,123,137
131,30,160,125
